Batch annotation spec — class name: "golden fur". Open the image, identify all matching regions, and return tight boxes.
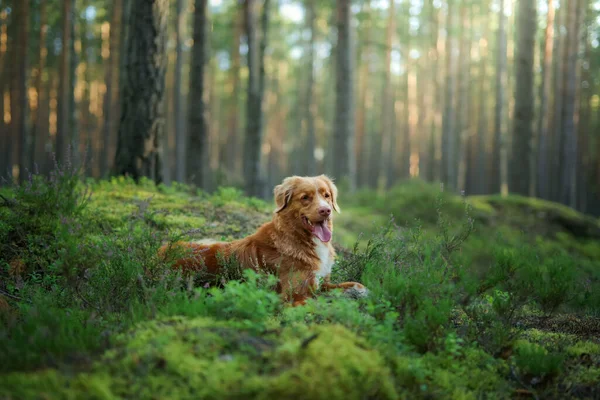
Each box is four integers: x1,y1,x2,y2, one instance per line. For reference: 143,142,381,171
159,175,365,306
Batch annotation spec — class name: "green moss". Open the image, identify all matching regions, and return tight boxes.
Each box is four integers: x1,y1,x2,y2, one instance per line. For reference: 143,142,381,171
0,317,397,400
566,341,600,357
390,347,511,399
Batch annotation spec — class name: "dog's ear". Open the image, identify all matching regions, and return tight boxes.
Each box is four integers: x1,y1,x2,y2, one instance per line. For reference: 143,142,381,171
274,178,295,213
319,175,341,213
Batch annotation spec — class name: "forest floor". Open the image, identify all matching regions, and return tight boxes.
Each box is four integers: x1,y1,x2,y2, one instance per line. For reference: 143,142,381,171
1,174,599,399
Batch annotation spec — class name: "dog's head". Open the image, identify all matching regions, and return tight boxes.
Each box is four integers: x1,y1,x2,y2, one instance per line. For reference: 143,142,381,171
273,175,340,243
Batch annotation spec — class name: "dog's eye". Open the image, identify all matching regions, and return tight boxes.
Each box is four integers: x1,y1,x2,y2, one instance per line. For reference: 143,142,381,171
301,195,310,200
324,193,330,198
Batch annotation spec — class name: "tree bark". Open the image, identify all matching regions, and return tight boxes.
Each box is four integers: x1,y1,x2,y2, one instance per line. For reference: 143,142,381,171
474,2,490,195
426,0,440,183
225,8,243,177
0,9,9,178
333,0,355,190
101,0,123,178
559,0,583,207
30,0,48,174
490,0,507,194
303,0,317,176
577,12,590,213
243,0,270,197
441,0,458,191
535,0,555,199
14,0,30,182
174,0,187,182
549,4,566,201
114,0,168,183
186,0,209,188
398,3,411,183
380,0,395,188
509,0,536,196
355,0,371,188
56,0,73,165
456,1,471,192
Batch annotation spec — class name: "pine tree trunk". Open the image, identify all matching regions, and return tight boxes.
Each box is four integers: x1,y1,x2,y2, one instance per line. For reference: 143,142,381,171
303,0,317,176
333,0,355,189
399,4,411,183
535,0,555,199
69,8,79,167
577,20,590,213
225,9,242,177
490,0,507,194
114,0,168,183
355,0,371,188
101,0,123,178
0,10,9,178
186,0,209,188
15,0,29,182
475,2,490,195
56,0,72,164
550,4,566,201
243,0,270,197
30,0,48,174
426,0,440,183
456,2,471,192
379,0,394,188
174,0,187,182
441,0,458,191
559,0,582,207
509,0,536,196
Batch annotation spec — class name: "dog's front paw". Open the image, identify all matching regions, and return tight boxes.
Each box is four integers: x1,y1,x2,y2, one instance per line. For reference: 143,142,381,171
341,282,369,299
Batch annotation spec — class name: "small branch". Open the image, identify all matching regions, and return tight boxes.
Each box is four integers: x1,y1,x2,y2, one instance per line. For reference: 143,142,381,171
300,333,319,349
0,288,23,302
75,284,103,315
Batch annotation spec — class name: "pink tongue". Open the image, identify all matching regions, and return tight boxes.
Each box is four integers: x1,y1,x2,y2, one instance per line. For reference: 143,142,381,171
313,222,332,242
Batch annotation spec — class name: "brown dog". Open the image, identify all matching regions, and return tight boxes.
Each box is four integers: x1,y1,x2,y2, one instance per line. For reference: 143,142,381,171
160,175,366,306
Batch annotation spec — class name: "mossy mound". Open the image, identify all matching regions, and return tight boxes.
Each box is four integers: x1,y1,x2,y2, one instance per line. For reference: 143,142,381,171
87,178,271,241
0,317,397,400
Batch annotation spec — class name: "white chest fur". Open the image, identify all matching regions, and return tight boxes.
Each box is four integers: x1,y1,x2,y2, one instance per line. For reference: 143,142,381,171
313,239,334,278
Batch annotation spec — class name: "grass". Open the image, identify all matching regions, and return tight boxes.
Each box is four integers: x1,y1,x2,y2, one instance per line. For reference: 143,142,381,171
1,165,599,399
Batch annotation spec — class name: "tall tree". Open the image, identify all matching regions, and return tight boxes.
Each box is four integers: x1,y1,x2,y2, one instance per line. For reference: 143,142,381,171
114,0,169,182
174,0,187,182
456,1,471,192
333,0,355,189
243,0,270,197
14,0,29,182
186,0,208,188
56,0,73,164
101,0,123,178
0,9,7,178
558,0,583,207
30,0,48,174
355,0,371,188
225,9,243,177
398,2,411,183
509,0,536,196
490,0,507,194
303,0,317,176
441,0,458,191
550,4,566,201
426,0,441,182
380,0,395,188
475,2,490,195
535,0,555,199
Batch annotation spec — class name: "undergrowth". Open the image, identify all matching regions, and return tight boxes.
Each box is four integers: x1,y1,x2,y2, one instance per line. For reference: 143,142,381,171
0,160,599,399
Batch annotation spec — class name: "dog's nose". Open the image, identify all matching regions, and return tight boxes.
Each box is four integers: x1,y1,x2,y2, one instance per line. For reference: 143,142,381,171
318,206,331,216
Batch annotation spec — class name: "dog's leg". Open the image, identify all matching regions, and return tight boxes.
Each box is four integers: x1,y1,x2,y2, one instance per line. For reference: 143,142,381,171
279,269,318,306
321,276,368,295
